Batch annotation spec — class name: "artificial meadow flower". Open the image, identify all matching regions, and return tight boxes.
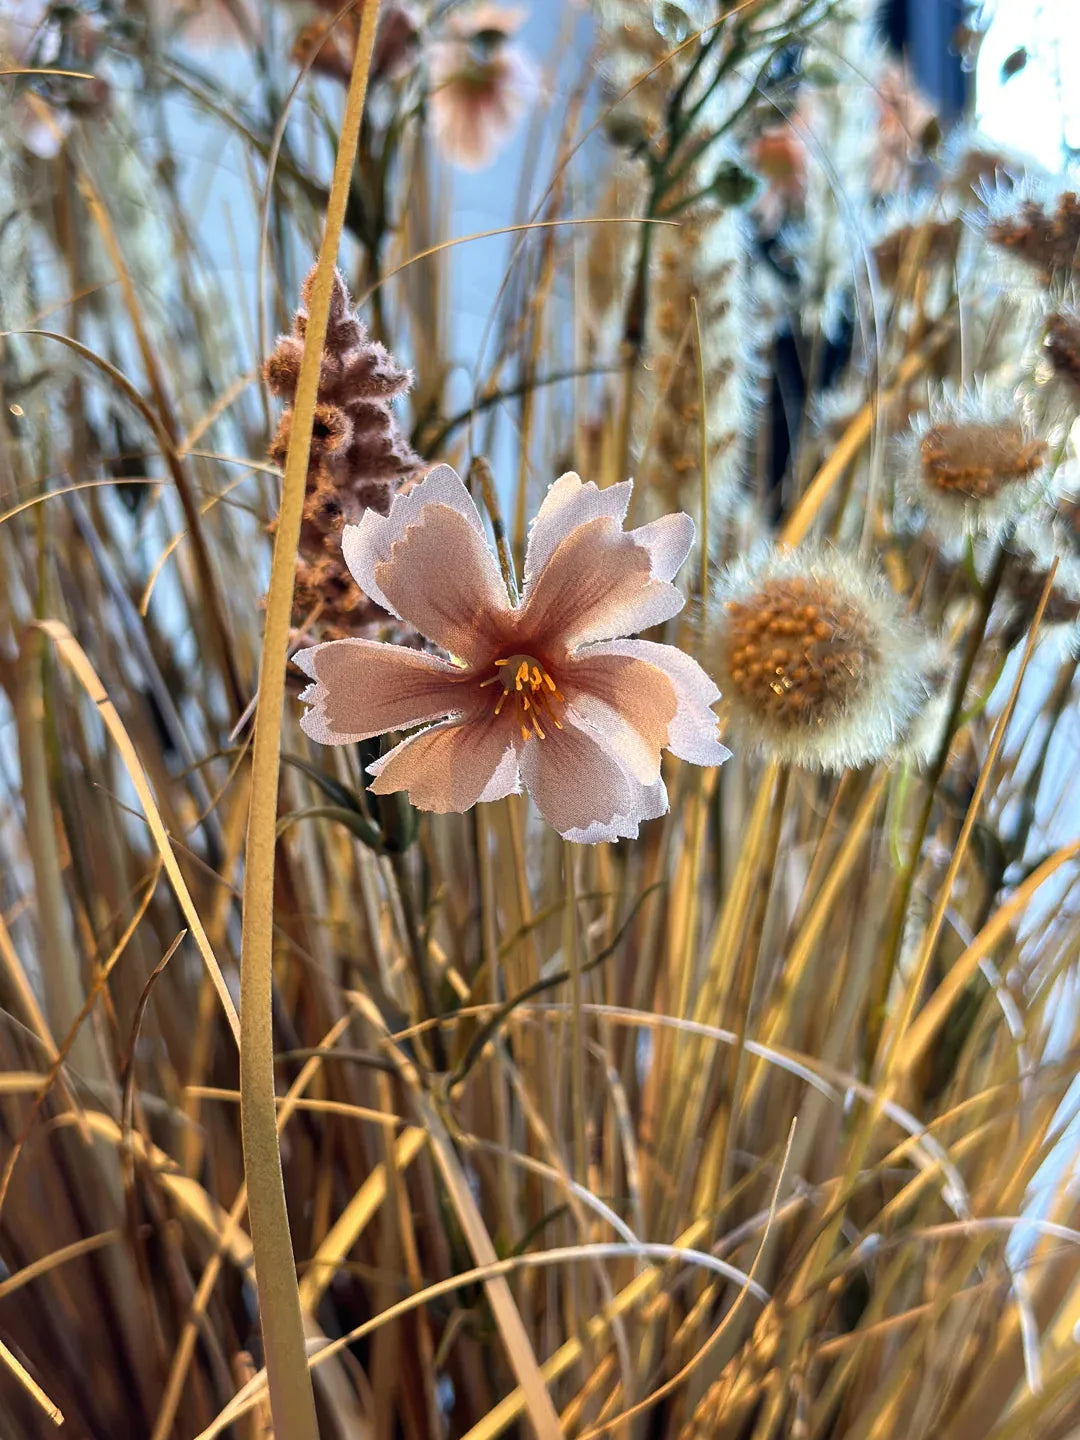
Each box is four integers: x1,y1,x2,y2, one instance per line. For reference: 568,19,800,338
709,545,935,771
429,5,538,171
297,467,729,842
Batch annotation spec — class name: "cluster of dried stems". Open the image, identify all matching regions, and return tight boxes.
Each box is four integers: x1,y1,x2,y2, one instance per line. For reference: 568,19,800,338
1,2,1080,1438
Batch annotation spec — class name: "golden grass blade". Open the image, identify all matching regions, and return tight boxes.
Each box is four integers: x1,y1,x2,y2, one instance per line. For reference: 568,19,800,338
897,836,1080,1074
0,1337,64,1427
0,476,161,527
779,322,952,547
297,1126,427,1313
0,908,60,1066
47,1111,254,1266
238,6,381,1437
363,216,679,299
195,1229,762,1440
0,1231,122,1301
33,619,239,1044
149,1015,354,1440
416,1094,563,1438
0,1073,48,1095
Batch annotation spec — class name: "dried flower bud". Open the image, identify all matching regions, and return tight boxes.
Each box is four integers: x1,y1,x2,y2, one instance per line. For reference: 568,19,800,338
263,336,304,400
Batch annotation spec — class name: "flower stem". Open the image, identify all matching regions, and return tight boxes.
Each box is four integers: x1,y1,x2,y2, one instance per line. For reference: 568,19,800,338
239,6,382,1439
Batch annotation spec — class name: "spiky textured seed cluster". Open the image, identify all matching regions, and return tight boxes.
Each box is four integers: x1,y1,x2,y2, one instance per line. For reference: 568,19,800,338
265,266,422,638
872,218,958,289
986,190,1080,286
1045,311,1080,399
919,422,1046,500
722,575,876,728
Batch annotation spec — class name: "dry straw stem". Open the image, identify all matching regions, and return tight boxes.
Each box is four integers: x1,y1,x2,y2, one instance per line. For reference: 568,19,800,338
0,1337,63,1428
27,621,239,1043
354,992,563,1435
150,1013,357,1440
65,138,244,713
781,318,955,546
236,5,386,1438
884,560,1060,1080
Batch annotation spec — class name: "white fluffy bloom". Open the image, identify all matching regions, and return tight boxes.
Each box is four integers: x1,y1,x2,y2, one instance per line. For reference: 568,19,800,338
1001,516,1080,655
974,170,1080,299
709,543,935,771
897,385,1055,545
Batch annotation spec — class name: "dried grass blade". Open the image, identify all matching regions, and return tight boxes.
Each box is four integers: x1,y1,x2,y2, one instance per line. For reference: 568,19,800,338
0,1337,64,1427
297,1126,428,1313
32,619,239,1044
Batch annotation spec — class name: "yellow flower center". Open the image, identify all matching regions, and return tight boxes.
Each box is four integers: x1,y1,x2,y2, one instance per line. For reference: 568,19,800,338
480,654,565,742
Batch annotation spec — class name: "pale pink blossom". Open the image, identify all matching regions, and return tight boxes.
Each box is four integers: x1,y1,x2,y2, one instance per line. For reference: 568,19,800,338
872,60,935,194
747,121,808,234
297,466,729,842
152,0,260,50
428,5,539,171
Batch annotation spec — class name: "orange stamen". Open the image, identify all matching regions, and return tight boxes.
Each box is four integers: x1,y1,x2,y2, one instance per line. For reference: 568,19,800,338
485,652,565,742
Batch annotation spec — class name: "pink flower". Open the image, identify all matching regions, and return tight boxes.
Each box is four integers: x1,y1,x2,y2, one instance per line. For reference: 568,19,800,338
746,122,807,234
428,5,539,171
872,61,935,194
296,466,729,842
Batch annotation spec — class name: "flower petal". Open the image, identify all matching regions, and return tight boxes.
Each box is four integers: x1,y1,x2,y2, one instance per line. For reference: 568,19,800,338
562,775,669,845
373,503,512,664
296,639,471,744
368,712,520,813
523,472,633,592
582,640,731,766
341,463,488,617
628,512,695,582
518,516,686,651
517,714,633,837
561,652,678,783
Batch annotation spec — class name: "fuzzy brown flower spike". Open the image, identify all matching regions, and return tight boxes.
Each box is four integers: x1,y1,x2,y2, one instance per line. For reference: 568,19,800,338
985,184,1080,289
264,266,422,637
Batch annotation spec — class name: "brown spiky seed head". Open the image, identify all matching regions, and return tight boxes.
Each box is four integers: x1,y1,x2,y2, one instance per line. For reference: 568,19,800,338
268,403,351,467
919,423,1047,500
873,219,957,289
721,575,877,729
986,191,1080,285
263,336,304,399
1045,311,1080,398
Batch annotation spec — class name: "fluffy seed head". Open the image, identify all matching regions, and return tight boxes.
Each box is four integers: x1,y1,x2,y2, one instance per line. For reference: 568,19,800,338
919,423,1047,500
1000,518,1080,652
710,546,935,771
980,176,1080,290
1043,310,1080,401
900,388,1052,543
723,574,874,729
